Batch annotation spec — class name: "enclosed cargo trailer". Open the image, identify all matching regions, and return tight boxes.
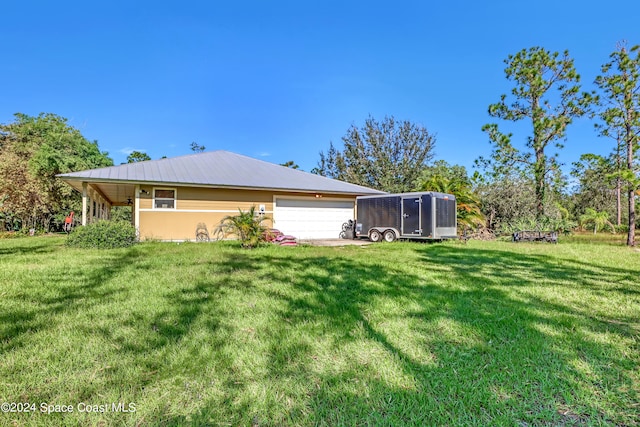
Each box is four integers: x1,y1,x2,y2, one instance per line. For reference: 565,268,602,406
355,192,456,242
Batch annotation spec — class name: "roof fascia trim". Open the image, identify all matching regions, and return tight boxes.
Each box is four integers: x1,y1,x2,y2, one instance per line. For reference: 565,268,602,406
57,177,383,196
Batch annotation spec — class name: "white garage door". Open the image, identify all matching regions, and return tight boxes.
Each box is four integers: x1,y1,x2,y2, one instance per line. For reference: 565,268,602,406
274,198,355,239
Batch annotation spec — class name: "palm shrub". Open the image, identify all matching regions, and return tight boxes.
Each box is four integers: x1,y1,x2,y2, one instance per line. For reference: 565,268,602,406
216,206,269,248
580,208,615,234
501,216,577,235
416,173,485,230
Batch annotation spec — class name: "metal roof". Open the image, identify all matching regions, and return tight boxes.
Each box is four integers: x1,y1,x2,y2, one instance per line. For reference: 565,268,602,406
58,150,384,196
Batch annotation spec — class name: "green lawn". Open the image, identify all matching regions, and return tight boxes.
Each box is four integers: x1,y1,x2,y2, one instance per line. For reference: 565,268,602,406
0,236,638,426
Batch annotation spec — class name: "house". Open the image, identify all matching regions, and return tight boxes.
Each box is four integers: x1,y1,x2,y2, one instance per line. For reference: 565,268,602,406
57,150,384,240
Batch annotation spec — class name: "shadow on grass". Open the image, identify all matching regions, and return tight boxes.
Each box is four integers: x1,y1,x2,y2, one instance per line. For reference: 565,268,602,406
2,240,638,425
0,237,63,255
155,244,639,425
0,246,143,353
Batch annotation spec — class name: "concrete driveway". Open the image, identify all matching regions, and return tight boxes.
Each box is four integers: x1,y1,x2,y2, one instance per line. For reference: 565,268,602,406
300,238,372,247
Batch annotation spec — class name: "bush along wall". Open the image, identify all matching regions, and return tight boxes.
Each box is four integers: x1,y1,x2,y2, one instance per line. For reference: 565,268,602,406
66,220,137,249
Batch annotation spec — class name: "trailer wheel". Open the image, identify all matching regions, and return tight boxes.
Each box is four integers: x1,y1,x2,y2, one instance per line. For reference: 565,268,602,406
369,230,382,242
383,230,396,242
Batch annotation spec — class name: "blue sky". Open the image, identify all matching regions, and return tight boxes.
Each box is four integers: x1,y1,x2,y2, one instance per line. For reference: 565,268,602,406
2,1,639,175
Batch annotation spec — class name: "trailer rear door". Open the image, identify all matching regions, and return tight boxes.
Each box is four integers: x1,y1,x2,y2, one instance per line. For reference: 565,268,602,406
401,197,421,236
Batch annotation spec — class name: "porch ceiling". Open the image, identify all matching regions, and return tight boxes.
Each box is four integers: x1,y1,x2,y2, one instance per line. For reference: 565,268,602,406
64,181,137,206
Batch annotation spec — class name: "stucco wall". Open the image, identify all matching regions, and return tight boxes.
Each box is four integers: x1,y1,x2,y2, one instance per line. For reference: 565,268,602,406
137,186,355,241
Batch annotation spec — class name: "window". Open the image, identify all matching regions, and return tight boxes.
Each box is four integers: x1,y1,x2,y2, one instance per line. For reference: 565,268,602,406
154,188,176,209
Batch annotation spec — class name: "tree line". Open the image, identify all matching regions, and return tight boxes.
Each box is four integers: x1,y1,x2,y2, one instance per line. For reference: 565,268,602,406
0,114,209,231
0,113,113,231
314,43,639,246
1,44,638,245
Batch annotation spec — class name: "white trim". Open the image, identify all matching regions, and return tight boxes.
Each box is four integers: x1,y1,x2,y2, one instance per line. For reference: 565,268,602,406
134,184,141,229
273,194,355,204
60,177,382,196
82,182,88,226
138,209,274,213
152,187,177,210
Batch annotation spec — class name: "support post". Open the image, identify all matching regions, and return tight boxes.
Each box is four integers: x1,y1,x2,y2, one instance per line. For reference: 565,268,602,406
89,189,94,223
134,184,140,237
82,182,88,226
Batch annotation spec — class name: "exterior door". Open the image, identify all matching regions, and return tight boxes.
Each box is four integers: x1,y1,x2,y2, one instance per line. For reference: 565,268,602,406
401,197,421,235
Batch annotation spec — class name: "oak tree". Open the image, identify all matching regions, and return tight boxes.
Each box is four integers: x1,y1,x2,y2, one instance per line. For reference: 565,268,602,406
0,113,112,230
314,115,435,193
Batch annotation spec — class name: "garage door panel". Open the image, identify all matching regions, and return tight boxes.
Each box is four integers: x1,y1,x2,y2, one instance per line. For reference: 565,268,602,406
274,198,354,239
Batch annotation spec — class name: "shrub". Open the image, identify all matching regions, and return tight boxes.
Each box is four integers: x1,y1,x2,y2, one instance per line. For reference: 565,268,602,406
501,216,577,235
66,220,137,249
215,206,269,248
615,224,629,234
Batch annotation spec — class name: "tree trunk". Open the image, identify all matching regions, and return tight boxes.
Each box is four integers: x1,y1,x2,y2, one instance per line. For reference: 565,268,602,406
534,148,545,219
628,188,635,246
532,94,546,220
616,138,622,227
616,178,622,227
627,121,636,247
488,208,495,230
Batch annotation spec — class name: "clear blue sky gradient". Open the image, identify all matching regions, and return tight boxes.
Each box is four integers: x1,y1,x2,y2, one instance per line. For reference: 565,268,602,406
2,1,639,176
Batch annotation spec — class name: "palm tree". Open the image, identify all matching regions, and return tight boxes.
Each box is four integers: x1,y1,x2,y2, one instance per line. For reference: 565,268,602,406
416,174,485,230
579,208,615,234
